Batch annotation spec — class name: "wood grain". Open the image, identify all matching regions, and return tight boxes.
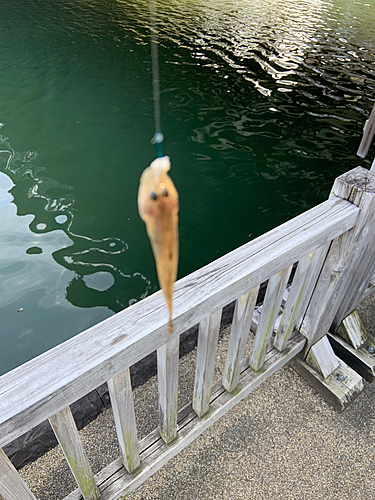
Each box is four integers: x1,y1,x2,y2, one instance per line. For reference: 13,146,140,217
108,369,140,473
157,336,179,443
274,245,329,351
302,168,375,346
305,336,339,379
291,357,364,413
0,448,36,500
193,309,222,417
49,407,99,500
328,332,375,382
222,287,259,392
336,310,367,349
250,266,292,371
332,168,375,327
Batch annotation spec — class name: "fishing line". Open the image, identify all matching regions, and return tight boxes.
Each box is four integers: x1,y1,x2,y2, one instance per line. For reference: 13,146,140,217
149,0,164,158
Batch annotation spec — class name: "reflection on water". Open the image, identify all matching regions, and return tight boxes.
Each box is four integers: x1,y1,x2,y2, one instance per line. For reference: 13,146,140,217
0,132,151,374
0,133,151,310
0,0,374,374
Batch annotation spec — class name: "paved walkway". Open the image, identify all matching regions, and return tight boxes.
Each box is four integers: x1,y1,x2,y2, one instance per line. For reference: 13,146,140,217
20,294,375,500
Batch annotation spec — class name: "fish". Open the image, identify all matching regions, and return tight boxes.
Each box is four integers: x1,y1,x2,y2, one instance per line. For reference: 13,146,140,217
137,156,179,334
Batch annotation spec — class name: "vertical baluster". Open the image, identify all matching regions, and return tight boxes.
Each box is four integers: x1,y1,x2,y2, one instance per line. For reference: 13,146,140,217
49,407,100,500
274,244,330,352
250,266,293,371
108,368,140,473
222,287,259,393
0,447,37,500
157,335,180,444
193,308,222,417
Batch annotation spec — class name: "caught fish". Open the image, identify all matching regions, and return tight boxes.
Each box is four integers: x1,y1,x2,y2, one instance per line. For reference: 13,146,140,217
137,156,179,334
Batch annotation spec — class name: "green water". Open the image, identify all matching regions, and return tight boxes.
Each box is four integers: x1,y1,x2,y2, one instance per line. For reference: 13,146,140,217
0,0,374,375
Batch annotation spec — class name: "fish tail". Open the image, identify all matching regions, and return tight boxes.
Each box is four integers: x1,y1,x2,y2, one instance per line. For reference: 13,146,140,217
168,318,173,335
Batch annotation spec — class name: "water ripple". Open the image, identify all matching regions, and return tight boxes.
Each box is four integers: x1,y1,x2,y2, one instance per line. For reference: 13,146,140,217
1,0,374,374
0,133,151,315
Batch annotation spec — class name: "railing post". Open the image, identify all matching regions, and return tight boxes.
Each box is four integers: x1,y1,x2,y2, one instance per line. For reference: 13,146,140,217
0,447,37,500
301,167,375,348
293,167,375,411
332,169,375,329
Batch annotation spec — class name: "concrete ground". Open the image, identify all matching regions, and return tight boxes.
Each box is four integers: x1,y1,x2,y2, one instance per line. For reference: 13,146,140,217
20,294,375,500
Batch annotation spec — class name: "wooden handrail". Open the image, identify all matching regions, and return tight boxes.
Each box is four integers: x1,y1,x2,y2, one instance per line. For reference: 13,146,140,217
0,196,358,449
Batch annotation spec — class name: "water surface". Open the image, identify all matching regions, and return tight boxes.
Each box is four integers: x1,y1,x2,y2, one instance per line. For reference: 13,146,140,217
0,0,374,375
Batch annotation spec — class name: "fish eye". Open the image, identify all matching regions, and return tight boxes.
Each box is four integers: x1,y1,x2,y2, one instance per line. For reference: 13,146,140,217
149,191,158,201
161,188,169,197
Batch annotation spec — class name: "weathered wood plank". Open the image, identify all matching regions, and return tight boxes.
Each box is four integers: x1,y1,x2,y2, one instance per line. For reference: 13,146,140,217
251,287,289,338
336,310,367,349
291,357,364,413
65,331,305,500
0,196,358,448
250,266,292,371
49,407,100,500
0,447,37,500
305,336,339,379
360,272,375,302
222,287,259,392
157,336,179,443
193,309,222,417
274,245,329,351
328,332,375,383
331,168,375,327
302,168,375,347
357,102,375,158
107,369,140,473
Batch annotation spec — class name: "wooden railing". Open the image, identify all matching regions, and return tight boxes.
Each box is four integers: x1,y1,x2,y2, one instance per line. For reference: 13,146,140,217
1,167,375,500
